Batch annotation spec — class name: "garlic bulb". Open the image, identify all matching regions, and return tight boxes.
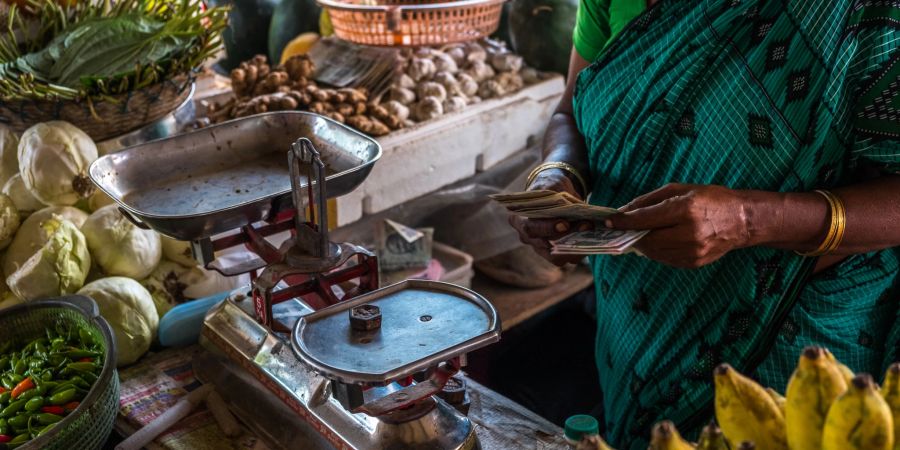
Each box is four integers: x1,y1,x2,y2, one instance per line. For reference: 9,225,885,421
443,96,467,114
383,101,410,121
413,97,444,121
407,57,436,82
416,81,448,103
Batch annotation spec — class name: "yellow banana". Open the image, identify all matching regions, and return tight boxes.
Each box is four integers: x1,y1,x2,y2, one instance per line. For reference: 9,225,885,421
785,346,848,450
766,387,786,414
648,421,695,450
823,374,894,450
881,363,900,450
574,434,617,450
696,422,728,450
823,348,855,386
737,442,756,450
714,363,787,450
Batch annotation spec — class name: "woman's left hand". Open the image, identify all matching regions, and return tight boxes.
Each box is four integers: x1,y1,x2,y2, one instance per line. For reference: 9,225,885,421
605,183,761,268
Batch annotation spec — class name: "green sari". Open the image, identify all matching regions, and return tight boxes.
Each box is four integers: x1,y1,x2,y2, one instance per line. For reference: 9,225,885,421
572,1,900,448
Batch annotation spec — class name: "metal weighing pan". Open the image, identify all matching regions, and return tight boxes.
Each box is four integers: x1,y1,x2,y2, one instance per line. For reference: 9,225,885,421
291,279,501,385
89,111,382,240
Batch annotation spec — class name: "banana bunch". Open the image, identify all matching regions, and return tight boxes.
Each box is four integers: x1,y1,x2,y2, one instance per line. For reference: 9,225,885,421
715,346,898,450
574,346,900,450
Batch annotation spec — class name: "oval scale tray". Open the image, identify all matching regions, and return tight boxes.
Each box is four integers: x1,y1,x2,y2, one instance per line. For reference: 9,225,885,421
291,279,501,385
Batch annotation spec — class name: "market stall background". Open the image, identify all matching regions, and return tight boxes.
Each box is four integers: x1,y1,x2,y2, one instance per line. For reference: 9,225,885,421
0,0,591,447
9,1,895,450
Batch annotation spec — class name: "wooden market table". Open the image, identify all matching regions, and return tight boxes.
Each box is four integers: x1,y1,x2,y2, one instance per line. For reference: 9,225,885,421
473,265,594,330
115,345,568,450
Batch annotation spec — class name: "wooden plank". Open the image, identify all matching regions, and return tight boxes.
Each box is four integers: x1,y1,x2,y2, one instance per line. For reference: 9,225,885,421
466,376,568,449
473,265,594,330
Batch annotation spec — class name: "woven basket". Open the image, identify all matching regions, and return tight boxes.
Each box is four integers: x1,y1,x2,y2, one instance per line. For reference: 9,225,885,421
318,0,505,47
0,296,119,450
0,75,194,142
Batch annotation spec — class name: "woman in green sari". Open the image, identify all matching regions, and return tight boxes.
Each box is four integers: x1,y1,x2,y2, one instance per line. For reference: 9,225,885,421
509,0,900,448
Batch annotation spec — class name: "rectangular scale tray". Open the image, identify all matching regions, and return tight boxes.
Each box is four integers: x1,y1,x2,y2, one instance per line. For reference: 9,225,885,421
291,279,501,385
89,112,382,240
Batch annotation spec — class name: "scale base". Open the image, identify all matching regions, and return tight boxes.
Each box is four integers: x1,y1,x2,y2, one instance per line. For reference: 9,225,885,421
198,296,479,450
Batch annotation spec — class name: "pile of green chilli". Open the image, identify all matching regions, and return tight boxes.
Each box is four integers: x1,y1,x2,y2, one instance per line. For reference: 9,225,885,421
0,324,103,448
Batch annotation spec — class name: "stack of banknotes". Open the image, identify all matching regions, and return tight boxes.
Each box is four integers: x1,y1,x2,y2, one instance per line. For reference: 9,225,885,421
490,190,648,255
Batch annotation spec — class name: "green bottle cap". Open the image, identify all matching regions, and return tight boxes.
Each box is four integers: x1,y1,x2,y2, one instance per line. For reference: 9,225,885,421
564,414,599,442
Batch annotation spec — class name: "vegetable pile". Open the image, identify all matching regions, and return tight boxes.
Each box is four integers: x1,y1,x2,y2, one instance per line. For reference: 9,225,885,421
0,0,228,101
0,324,103,448
203,37,552,137
205,54,403,136
386,38,549,122
0,121,243,367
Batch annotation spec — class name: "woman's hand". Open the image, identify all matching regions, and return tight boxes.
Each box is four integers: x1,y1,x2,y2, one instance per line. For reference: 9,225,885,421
508,168,593,266
605,183,760,268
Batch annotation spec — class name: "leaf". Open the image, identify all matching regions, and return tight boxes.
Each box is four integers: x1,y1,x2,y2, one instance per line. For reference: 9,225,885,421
1,0,227,100
46,15,188,87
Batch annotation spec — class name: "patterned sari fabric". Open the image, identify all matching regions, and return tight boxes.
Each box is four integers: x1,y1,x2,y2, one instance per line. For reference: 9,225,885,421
572,1,900,448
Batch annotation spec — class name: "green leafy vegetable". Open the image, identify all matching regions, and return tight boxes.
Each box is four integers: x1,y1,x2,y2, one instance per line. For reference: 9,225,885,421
0,0,228,101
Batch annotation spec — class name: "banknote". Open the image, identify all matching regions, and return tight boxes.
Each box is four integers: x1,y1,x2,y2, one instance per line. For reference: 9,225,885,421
550,228,648,255
490,190,619,221
550,229,649,256
384,218,424,243
492,190,648,255
513,203,620,221
376,221,434,271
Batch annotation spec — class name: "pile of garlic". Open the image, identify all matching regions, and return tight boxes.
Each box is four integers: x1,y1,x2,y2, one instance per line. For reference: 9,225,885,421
383,39,549,124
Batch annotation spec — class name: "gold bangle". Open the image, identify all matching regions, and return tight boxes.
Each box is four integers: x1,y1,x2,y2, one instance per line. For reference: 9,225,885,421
826,192,846,253
796,190,846,257
526,162,589,197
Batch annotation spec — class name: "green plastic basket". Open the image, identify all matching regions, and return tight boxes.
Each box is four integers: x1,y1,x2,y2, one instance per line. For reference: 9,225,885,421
0,296,119,450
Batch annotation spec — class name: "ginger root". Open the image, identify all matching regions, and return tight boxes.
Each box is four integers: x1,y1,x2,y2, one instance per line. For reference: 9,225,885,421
231,55,271,98
252,71,290,97
231,93,297,118
338,87,368,104
284,55,315,81
346,115,391,136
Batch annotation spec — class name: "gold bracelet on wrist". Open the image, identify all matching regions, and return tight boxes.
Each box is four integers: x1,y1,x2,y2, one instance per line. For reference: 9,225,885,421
796,190,846,257
526,162,589,197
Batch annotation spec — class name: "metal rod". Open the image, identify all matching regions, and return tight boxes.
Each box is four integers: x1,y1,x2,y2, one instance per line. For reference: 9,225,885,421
288,138,330,258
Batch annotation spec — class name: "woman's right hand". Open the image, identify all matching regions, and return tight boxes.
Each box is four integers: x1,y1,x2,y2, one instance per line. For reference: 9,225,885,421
508,168,592,266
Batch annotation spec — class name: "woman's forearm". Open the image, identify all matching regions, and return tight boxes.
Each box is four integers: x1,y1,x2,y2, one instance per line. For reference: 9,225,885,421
748,175,900,255
533,49,593,196
542,112,592,180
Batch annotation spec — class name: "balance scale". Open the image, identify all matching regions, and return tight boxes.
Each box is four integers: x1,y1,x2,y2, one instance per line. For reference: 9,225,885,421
90,112,501,449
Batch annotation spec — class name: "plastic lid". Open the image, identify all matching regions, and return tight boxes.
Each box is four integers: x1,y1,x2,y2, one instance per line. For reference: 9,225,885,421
564,414,599,442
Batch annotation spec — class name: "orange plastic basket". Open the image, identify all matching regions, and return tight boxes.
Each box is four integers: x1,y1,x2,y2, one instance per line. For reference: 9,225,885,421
317,0,505,47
